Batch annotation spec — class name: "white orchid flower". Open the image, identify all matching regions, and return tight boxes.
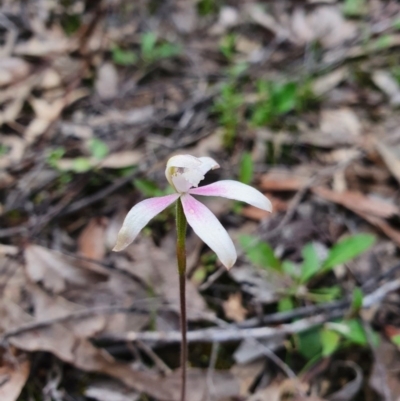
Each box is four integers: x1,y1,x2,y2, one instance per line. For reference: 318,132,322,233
113,154,272,269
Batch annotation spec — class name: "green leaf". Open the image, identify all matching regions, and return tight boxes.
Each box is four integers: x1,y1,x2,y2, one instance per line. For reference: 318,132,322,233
112,46,138,66
393,18,400,31
351,287,364,311
297,328,322,360
89,138,109,160
329,319,368,346
61,14,81,36
321,329,341,357
282,260,298,278
239,235,281,272
391,334,400,346
220,34,236,60
141,32,158,61
300,243,321,283
308,286,341,303
343,0,366,17
154,43,181,60
322,234,376,270
197,0,219,16
239,152,253,184
72,157,92,173
273,82,297,114
278,296,294,312
374,35,393,50
227,62,248,78
46,147,65,169
134,178,165,197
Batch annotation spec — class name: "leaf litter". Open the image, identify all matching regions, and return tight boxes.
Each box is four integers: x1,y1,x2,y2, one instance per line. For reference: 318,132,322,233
1,0,400,400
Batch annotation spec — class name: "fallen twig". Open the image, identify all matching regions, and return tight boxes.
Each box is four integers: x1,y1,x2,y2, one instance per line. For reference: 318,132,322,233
98,312,335,344
3,265,400,346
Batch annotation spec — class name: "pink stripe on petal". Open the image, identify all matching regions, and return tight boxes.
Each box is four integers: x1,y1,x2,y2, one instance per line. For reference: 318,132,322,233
113,194,180,251
181,194,236,269
189,180,272,212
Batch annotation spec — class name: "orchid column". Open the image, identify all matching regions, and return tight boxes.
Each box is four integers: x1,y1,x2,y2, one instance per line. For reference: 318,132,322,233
113,154,272,401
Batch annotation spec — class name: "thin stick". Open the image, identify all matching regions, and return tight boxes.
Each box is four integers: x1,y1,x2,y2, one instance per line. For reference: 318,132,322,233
176,199,188,401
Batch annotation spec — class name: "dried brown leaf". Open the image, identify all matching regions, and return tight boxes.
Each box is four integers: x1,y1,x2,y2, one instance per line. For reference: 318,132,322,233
247,4,289,41
0,58,30,87
223,293,247,322
85,379,139,401
368,338,400,401
260,170,308,191
116,237,213,321
291,6,357,48
313,187,400,246
14,35,76,56
0,135,25,168
321,109,361,138
230,360,265,396
78,217,108,262
0,352,30,401
376,140,400,185
95,63,119,100
312,187,398,218
312,68,348,96
24,244,107,293
100,151,143,168
372,70,400,106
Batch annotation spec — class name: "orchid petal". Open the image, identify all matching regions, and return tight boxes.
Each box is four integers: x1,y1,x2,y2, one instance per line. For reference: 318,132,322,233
113,194,180,251
165,155,201,188
189,180,272,211
181,194,236,269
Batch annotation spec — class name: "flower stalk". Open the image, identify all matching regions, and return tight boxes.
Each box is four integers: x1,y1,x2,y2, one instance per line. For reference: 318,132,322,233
113,154,272,401
176,199,187,401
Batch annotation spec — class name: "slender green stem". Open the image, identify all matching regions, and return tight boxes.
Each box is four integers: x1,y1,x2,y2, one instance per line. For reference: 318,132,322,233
176,198,187,401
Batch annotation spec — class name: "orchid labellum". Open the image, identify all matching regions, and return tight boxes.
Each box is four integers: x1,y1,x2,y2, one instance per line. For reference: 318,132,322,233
113,154,272,269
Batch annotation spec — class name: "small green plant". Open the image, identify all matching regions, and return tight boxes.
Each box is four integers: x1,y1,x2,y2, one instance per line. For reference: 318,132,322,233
343,0,366,17
112,45,138,66
61,14,81,35
213,82,244,149
88,138,109,160
112,33,180,67
47,139,110,175
220,34,236,61
240,233,377,365
240,233,375,304
140,32,181,65
197,0,219,16
45,147,73,185
46,147,65,169
251,79,316,127
238,152,254,185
